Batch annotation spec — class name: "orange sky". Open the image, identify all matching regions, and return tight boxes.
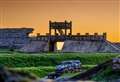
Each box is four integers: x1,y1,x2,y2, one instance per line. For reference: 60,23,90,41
0,0,120,42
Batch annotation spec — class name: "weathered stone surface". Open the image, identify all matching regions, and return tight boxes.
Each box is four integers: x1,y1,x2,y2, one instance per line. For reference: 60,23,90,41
113,43,120,49
19,41,49,53
0,38,30,49
62,40,120,53
0,28,33,49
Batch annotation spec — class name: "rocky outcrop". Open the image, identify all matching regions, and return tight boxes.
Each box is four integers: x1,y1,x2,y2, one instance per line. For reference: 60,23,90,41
62,40,120,53
18,41,49,53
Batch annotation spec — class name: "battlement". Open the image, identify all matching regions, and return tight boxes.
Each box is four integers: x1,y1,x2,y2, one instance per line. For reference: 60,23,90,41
0,28,33,33
33,32,107,42
76,32,107,39
49,20,72,29
49,20,72,36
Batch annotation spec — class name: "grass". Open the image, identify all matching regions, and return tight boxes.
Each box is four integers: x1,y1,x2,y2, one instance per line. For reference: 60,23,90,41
0,52,118,67
10,66,55,78
91,67,120,82
60,72,80,79
0,51,119,78
9,65,95,78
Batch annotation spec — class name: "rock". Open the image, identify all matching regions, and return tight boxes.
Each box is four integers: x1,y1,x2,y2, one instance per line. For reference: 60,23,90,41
62,40,120,53
18,41,49,53
0,66,38,82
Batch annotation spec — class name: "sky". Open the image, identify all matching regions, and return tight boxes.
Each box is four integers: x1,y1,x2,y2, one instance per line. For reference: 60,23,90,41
0,0,120,42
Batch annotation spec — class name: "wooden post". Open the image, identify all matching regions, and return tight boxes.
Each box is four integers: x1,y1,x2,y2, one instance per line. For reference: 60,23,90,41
70,28,72,35
55,29,56,35
103,32,107,40
70,21,72,35
49,20,51,35
65,29,67,35
49,28,51,35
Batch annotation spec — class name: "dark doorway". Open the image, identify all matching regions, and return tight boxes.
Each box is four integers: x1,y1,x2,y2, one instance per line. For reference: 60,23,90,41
49,41,56,52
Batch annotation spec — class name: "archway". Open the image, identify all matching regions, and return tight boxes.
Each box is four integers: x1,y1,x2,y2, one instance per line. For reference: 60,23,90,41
56,42,64,51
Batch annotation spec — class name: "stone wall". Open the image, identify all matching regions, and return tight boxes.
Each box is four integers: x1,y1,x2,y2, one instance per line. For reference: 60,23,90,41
113,43,120,49
0,38,30,49
62,40,120,53
0,27,119,53
18,41,49,53
0,28,33,49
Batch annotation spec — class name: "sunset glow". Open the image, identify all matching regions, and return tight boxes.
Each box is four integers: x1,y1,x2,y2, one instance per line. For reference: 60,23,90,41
0,0,119,42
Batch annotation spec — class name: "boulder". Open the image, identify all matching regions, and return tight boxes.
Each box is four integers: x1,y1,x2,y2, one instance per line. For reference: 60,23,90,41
62,40,120,53
0,66,38,82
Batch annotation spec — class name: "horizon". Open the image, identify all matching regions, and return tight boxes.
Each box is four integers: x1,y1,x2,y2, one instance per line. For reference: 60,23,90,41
0,0,119,42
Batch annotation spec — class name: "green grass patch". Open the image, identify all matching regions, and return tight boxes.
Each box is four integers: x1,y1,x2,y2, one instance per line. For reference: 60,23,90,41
60,72,80,79
9,65,96,78
0,52,118,67
0,48,13,53
10,66,55,78
82,65,96,70
91,67,120,82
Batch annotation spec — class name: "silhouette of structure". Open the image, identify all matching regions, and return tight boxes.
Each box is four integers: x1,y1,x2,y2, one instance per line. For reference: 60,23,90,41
0,21,109,52
33,20,107,51
49,20,72,51
49,20,72,36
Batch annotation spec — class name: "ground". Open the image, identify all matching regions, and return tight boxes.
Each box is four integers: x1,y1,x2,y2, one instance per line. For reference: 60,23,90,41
0,49,119,81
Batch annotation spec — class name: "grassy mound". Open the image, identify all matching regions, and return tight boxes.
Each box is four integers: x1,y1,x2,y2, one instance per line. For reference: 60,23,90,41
91,67,120,82
0,52,118,67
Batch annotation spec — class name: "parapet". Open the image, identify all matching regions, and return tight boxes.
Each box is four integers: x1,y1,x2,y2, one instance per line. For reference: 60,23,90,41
85,33,89,35
77,33,80,35
37,33,40,37
0,28,34,38
0,28,34,33
75,32,107,40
